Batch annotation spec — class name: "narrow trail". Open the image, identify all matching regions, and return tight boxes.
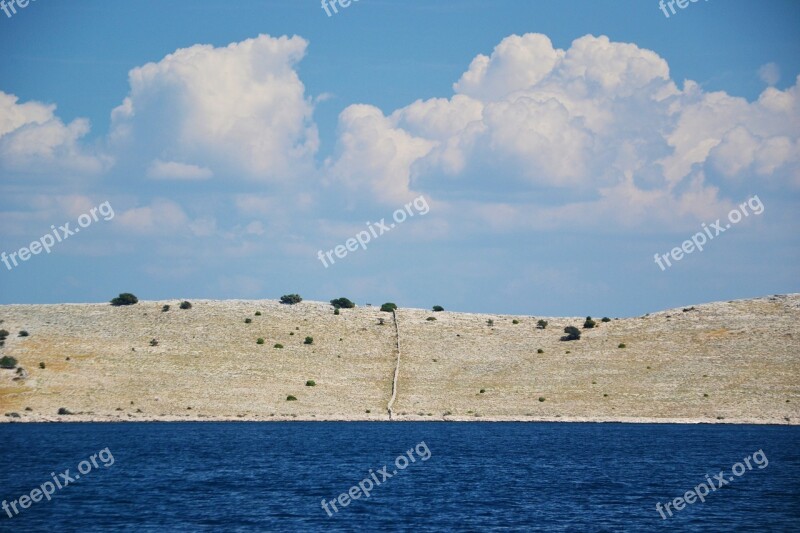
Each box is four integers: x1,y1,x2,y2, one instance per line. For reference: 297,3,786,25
387,309,401,421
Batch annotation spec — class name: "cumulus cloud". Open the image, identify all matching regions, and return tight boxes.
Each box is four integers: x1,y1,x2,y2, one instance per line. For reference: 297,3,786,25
115,199,190,235
326,33,800,226
146,160,213,180
110,34,319,182
758,62,780,86
0,92,110,174
325,104,437,203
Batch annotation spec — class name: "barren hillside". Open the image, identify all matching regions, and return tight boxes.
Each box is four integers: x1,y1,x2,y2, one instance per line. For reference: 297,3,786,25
1,294,798,424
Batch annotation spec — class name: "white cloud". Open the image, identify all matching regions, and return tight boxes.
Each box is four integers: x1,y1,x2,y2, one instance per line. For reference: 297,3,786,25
0,92,110,174
758,62,780,86
110,34,319,182
325,104,437,203
146,160,213,180
326,33,800,227
115,199,190,235
454,33,564,101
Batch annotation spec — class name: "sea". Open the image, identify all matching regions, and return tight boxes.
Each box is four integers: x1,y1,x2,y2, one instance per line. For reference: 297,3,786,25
1,422,798,531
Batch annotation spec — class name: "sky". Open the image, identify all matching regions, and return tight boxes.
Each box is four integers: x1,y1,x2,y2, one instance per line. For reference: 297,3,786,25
0,0,798,317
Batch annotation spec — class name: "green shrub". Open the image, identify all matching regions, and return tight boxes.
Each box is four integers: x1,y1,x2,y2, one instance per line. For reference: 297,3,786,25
245,318,252,324
180,301,192,309
618,343,626,349
289,332,294,336
280,294,303,305
486,319,494,326
512,319,519,325
380,302,397,312
426,317,436,321
18,330,29,337
149,339,159,346
110,293,138,306
0,329,8,339
286,395,297,401
536,320,548,329
162,305,170,312
306,380,316,387
330,297,355,309
601,317,611,322
304,336,313,345
561,326,581,341
257,338,265,345
479,389,486,394
432,305,444,312
334,309,340,315
57,407,72,415
274,343,283,349
39,362,45,369
537,349,544,354
538,397,545,402
0,356,18,369
583,317,596,329
255,311,262,316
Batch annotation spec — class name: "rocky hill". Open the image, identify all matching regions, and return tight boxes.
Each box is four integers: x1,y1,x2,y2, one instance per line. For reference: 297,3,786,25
1,294,798,424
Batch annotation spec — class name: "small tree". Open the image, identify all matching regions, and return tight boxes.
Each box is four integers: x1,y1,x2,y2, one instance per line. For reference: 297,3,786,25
304,336,313,345
179,301,192,310
330,298,355,309
334,309,340,315
537,320,548,329
561,326,581,341
280,294,303,305
110,293,138,306
162,305,170,312
487,319,494,327
432,305,444,312
583,317,596,329
601,317,611,322
380,302,397,312
0,356,18,369
18,330,29,337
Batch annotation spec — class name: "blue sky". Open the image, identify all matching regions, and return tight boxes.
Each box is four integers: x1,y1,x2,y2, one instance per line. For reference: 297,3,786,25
1,0,798,316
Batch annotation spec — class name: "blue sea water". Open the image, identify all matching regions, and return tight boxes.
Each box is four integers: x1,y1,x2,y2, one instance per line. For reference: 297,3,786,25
0,422,798,532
